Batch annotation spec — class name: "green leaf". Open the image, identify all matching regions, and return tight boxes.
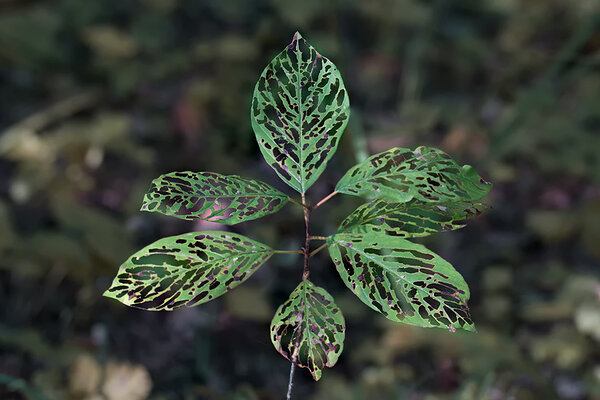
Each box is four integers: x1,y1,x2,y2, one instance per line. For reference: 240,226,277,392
335,146,491,203
251,32,350,193
104,231,273,310
270,280,345,381
327,232,474,332
141,172,288,224
339,199,487,237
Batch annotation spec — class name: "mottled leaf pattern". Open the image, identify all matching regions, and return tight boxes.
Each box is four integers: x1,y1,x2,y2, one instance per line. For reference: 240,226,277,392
104,231,273,310
270,280,345,381
336,146,491,203
251,32,350,193
339,199,487,237
328,232,474,331
141,172,288,224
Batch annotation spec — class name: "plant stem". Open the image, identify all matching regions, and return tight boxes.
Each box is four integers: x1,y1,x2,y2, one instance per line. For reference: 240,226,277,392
309,243,327,258
286,194,312,398
310,236,328,241
287,341,301,400
286,361,296,400
288,191,326,397
274,250,304,255
313,191,338,210
289,197,310,210
301,193,310,281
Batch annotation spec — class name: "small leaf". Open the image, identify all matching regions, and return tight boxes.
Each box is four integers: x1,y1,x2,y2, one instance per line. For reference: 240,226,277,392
327,232,474,331
339,199,487,237
270,280,345,381
104,231,272,310
251,32,350,193
141,172,288,224
335,146,491,203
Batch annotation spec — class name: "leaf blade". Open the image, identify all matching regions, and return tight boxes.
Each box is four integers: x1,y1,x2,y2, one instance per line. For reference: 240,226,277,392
270,280,345,381
104,231,273,310
339,199,488,237
141,172,288,224
328,232,474,332
251,32,350,193
335,146,491,203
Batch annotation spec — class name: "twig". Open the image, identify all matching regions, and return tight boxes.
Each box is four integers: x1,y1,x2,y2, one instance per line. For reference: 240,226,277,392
286,193,312,398
313,191,338,210
274,250,304,255
310,236,328,241
309,243,327,258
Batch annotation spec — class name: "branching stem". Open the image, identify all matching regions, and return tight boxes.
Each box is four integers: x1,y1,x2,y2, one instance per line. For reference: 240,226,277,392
288,192,331,397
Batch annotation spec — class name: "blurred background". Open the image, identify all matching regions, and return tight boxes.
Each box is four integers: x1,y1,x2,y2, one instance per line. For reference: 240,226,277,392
0,0,599,399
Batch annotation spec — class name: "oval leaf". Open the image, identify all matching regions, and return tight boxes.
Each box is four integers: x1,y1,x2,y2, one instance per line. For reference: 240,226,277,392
339,199,487,237
141,172,288,224
335,146,491,203
251,32,350,193
270,280,345,381
327,232,474,331
104,231,273,310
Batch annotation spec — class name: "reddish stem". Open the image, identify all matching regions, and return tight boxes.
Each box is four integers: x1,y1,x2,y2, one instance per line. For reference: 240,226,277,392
313,191,338,210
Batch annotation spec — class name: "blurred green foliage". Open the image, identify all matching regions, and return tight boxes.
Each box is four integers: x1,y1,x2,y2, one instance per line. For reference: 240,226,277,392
0,0,599,399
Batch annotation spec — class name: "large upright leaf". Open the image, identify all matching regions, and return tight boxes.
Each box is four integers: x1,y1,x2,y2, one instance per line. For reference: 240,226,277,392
270,280,345,381
336,146,491,203
251,32,350,193
141,172,288,224
339,199,487,237
104,231,272,310
328,232,474,331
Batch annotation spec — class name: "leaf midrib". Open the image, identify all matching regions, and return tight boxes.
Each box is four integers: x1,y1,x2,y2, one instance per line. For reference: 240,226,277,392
149,191,288,201
294,37,306,193
341,203,459,232
128,244,273,286
299,283,328,377
337,154,460,192
331,236,445,303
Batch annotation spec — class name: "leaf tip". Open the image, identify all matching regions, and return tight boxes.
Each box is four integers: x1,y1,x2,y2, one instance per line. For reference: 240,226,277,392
293,31,303,40
453,323,477,333
311,369,322,381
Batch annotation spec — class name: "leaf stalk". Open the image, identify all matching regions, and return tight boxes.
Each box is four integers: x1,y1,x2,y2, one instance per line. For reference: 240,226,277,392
309,243,327,258
310,236,328,241
313,191,338,210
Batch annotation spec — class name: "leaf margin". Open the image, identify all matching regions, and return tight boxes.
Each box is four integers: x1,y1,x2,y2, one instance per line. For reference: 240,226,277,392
103,231,273,311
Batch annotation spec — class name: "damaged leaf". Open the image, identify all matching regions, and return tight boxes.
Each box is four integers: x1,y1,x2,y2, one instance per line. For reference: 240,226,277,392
141,172,288,224
336,146,491,203
339,199,487,237
327,232,474,332
251,32,350,193
270,280,345,380
104,231,273,310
